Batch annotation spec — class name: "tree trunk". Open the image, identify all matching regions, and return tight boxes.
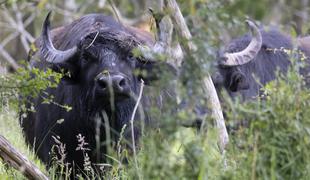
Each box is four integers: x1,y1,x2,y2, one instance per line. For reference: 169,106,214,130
164,0,229,152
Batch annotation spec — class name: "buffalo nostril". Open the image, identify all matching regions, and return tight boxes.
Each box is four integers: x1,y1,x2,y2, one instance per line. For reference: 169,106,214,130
97,75,129,94
113,76,128,92
119,78,126,87
97,78,108,89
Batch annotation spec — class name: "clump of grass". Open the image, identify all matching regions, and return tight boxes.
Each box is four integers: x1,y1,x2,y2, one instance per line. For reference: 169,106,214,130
75,133,95,178
49,135,71,179
0,105,46,179
222,64,310,179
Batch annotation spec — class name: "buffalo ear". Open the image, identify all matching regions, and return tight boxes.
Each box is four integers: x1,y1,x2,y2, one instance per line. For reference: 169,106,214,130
229,71,249,92
136,60,177,85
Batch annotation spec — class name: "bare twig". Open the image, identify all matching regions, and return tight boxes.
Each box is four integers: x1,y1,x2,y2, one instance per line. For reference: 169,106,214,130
0,135,49,180
0,44,20,70
63,0,78,24
23,12,36,28
77,0,96,15
1,10,36,48
12,3,33,52
1,32,19,48
0,64,6,74
0,22,13,29
107,0,121,23
0,0,9,5
47,4,78,19
85,31,99,49
104,5,150,26
0,3,37,70
130,79,144,179
3,4,34,43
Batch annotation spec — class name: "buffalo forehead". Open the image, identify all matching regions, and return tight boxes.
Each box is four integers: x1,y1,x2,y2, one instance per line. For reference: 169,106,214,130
82,30,138,52
52,14,147,51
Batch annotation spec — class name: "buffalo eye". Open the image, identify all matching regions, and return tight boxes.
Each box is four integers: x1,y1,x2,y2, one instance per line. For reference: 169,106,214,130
126,53,137,67
228,71,249,92
81,51,97,65
127,53,136,62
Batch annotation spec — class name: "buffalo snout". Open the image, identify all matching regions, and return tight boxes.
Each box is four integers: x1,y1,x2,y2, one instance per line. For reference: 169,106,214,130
96,74,131,97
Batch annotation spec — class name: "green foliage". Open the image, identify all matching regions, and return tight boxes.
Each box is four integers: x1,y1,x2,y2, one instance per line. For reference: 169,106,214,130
0,67,64,178
0,109,46,179
1,0,310,179
17,67,62,97
3,68,54,92
222,63,310,179
0,67,62,110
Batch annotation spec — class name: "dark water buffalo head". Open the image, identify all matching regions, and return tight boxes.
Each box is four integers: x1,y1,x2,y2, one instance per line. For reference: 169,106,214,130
40,12,172,104
213,20,262,95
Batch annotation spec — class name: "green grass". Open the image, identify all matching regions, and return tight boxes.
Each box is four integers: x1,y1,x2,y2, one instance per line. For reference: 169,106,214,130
0,66,310,179
0,106,46,179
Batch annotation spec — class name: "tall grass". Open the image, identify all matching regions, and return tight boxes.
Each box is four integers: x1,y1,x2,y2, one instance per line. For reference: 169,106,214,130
1,58,310,180
1,1,310,178
0,106,46,179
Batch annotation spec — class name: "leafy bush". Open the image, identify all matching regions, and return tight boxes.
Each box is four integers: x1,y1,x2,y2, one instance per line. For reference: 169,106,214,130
0,67,62,109
222,60,310,179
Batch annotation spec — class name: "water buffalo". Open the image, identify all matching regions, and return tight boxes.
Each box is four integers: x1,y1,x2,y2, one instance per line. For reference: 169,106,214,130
21,12,176,173
213,20,310,100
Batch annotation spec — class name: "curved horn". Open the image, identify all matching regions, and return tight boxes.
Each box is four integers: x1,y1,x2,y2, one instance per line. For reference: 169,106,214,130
40,12,77,63
220,20,262,66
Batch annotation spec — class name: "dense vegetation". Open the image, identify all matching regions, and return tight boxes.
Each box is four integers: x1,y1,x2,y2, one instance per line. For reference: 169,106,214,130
0,0,310,179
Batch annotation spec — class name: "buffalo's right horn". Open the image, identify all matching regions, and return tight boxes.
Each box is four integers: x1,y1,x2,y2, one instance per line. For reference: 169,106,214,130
220,20,262,66
40,12,77,64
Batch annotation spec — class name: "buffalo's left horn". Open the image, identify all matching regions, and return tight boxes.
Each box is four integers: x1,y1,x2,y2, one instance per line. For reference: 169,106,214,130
40,12,77,63
220,20,262,66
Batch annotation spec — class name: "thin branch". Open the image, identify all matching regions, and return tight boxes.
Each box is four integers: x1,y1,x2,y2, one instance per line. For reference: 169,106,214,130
48,4,77,18
78,0,96,15
12,3,35,42
23,12,36,27
130,79,144,179
104,4,150,26
107,0,121,23
0,22,13,29
1,31,19,48
0,44,20,70
4,3,34,41
0,12,36,70
0,64,6,74
19,35,30,53
10,4,30,53
0,0,9,5
63,0,78,24
0,3,37,70
1,4,34,54
1,8,16,26
85,31,99,49
1,12,36,48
